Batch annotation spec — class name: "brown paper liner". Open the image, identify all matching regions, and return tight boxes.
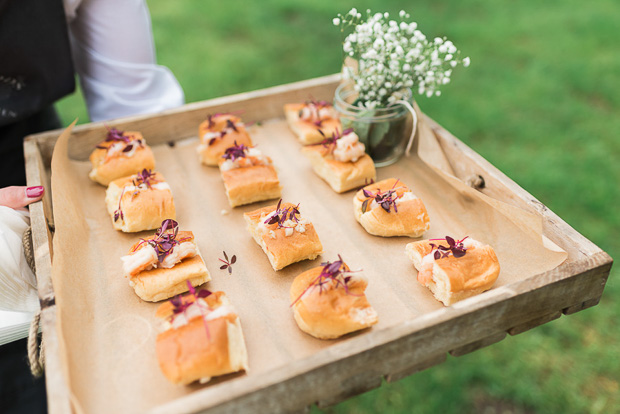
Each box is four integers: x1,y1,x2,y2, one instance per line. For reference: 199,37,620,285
50,111,566,412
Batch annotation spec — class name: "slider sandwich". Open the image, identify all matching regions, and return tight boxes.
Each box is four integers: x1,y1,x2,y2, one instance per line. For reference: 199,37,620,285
121,219,210,302
89,127,155,186
405,236,500,305
284,100,342,145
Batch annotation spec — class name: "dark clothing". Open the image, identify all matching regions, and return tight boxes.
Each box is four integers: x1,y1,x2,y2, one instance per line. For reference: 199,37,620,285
0,106,62,186
1,0,75,411
0,0,75,186
0,338,48,414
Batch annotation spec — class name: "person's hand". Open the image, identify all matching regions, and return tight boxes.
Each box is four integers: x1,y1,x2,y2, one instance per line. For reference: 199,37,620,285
0,186,45,210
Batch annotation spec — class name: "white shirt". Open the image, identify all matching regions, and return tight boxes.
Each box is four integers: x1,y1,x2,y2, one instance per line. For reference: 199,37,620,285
63,0,185,121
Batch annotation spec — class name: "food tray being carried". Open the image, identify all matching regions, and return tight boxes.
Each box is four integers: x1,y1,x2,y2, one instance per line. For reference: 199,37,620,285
24,74,612,414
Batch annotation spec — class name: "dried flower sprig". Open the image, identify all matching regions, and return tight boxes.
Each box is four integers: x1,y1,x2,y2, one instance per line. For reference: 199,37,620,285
97,126,144,153
291,255,361,306
334,8,470,108
219,251,237,274
429,236,469,259
264,199,301,229
360,179,405,214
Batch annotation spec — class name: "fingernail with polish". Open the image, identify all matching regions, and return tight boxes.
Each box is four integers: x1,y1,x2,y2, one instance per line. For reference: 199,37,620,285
26,186,45,198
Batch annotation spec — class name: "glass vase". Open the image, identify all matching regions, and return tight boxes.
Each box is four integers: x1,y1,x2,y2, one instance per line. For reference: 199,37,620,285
333,83,414,167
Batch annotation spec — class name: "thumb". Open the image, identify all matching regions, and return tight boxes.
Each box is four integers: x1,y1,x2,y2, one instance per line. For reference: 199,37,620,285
0,186,45,210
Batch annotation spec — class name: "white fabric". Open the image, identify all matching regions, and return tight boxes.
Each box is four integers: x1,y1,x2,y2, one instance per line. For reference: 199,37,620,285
64,0,185,121
0,207,39,313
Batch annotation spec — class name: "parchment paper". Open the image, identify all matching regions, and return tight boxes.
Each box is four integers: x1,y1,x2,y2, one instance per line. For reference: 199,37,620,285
50,113,566,413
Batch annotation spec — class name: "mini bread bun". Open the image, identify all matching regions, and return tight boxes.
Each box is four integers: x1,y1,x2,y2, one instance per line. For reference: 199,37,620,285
89,132,156,186
221,165,282,207
197,115,253,166
156,291,249,385
301,145,376,193
405,238,500,306
130,254,211,302
105,172,176,233
244,202,323,270
290,266,378,339
284,103,342,145
353,178,430,237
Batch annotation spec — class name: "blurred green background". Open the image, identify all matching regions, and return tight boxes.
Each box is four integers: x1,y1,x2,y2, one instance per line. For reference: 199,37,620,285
56,0,619,412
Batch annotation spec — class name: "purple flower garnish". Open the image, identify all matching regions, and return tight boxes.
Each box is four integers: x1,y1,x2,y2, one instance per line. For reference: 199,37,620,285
106,127,131,143
264,199,301,229
291,254,361,306
219,251,237,274
314,128,354,153
360,179,403,214
169,280,213,340
429,236,469,260
222,141,249,161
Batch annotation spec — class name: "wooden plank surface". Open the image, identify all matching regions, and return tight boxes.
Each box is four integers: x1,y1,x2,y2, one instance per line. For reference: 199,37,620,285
23,74,612,414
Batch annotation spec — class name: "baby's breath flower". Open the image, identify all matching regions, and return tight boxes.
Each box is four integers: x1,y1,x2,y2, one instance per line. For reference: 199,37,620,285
335,8,469,106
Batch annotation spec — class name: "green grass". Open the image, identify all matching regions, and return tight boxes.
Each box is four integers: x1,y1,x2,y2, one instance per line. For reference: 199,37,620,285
56,0,619,412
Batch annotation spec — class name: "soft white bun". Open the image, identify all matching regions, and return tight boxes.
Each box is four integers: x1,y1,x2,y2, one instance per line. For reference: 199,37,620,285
302,145,376,193
89,132,156,186
284,103,342,145
353,178,430,237
197,115,253,166
130,254,211,302
221,165,282,207
290,266,378,339
156,291,248,385
105,172,176,233
243,203,323,271
405,238,500,306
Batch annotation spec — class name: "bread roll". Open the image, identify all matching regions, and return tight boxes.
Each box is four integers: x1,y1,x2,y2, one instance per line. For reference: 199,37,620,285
89,130,156,186
121,224,211,302
105,171,176,233
243,202,323,270
290,263,378,339
197,114,253,166
353,178,430,237
301,137,376,193
156,291,248,385
219,145,282,207
284,102,342,145
405,237,500,305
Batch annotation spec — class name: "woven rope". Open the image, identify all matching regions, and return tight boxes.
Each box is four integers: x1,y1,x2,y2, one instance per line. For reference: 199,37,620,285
22,226,36,274
28,310,45,377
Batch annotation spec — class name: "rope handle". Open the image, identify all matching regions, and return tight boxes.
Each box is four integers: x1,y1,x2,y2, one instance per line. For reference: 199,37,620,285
28,310,45,377
393,99,418,157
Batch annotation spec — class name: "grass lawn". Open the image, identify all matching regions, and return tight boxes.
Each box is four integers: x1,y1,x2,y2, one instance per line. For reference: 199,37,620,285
56,0,619,412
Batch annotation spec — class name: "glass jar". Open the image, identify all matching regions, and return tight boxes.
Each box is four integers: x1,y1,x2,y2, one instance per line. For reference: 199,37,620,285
334,83,414,167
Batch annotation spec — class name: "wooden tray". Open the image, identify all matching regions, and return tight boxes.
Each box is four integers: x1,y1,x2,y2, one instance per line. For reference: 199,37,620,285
24,74,612,414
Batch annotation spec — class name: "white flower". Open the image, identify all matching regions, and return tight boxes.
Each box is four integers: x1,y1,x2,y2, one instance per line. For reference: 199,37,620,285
378,88,387,96
402,63,411,72
434,37,443,45
463,57,471,67
399,10,406,18
349,8,358,16
426,90,433,98
333,17,340,26
435,91,441,96
445,53,453,61
450,60,458,67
